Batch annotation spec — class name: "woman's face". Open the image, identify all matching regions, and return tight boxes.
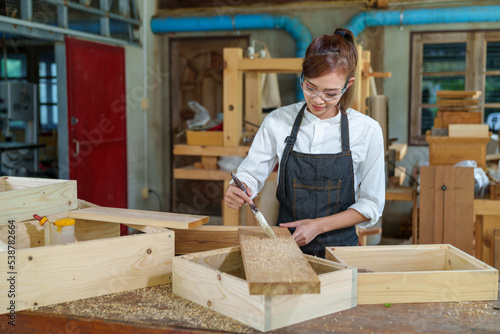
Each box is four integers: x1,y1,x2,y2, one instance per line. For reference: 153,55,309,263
302,71,354,120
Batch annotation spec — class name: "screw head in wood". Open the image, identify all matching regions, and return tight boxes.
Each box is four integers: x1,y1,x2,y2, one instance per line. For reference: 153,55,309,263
34,302,38,306
68,201,72,205
147,248,152,254
28,256,33,261
229,105,234,111
207,301,212,307
217,274,221,281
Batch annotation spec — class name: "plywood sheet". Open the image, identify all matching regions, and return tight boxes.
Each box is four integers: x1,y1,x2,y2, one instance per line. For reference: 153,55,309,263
238,227,320,295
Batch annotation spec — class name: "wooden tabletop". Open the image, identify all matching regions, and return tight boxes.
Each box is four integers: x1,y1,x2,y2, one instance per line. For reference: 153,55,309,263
2,283,499,334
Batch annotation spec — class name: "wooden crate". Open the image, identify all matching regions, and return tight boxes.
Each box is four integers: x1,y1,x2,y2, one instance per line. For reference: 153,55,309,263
326,245,498,305
0,177,77,224
173,246,357,332
0,201,176,315
425,131,490,168
186,130,223,146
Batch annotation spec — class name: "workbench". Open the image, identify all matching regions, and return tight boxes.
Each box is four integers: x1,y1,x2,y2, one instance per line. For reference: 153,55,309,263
2,283,499,333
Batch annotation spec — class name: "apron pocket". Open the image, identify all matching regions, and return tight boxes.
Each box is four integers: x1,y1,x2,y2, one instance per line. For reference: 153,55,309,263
292,178,341,220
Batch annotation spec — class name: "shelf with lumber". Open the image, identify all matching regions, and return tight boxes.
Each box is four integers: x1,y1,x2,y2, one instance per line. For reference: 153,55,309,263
174,166,277,183
173,144,250,157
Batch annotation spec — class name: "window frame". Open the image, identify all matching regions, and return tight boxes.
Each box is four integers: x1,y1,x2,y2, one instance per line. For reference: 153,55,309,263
409,29,500,145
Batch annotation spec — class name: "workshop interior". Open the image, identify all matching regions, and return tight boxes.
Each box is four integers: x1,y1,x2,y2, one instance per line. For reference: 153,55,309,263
0,0,499,333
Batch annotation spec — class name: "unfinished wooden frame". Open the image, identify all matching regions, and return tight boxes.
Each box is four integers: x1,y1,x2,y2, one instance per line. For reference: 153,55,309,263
173,246,356,332
326,244,498,305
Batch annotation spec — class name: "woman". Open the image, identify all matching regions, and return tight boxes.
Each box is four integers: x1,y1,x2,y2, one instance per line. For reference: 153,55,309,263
224,28,385,258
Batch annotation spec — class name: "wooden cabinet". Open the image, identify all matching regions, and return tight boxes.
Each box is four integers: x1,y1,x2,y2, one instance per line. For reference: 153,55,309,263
418,166,474,255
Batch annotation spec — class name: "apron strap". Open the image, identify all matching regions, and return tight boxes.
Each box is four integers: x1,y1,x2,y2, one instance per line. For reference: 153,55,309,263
340,111,350,153
278,103,307,198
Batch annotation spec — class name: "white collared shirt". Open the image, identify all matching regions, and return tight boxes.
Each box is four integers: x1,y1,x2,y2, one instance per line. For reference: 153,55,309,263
236,102,385,228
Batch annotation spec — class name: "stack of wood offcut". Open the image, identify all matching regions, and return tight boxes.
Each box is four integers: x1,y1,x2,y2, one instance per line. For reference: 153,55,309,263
432,90,487,137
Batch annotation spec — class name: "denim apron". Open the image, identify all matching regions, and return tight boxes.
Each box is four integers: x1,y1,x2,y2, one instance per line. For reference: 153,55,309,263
276,103,358,258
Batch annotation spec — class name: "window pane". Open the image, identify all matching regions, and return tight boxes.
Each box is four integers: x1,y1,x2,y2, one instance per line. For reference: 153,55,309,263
51,63,57,77
485,108,500,134
486,42,500,71
421,107,438,135
485,76,500,103
39,79,47,103
40,105,48,126
423,43,466,72
51,78,58,102
422,76,466,104
52,105,58,125
39,62,47,77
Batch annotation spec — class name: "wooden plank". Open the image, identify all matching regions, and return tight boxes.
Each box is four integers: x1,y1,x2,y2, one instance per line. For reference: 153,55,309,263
436,90,481,99
437,99,479,106
449,124,489,138
68,207,208,229
244,71,262,134
174,167,229,181
173,144,249,157
494,229,500,270
223,48,243,146
173,225,240,254
0,177,77,225
0,220,43,250
0,230,174,314
386,186,413,201
200,156,218,170
237,58,302,73
326,245,498,304
440,111,482,126
352,45,363,111
388,143,407,161
238,227,320,295
437,106,479,112
474,199,500,216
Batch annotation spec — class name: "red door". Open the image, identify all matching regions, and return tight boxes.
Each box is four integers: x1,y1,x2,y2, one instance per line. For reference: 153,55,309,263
66,37,127,210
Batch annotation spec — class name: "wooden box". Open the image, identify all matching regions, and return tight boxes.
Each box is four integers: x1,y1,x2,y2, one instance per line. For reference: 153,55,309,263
0,201,175,314
326,245,498,305
0,177,77,223
186,130,223,146
173,246,357,332
425,131,490,168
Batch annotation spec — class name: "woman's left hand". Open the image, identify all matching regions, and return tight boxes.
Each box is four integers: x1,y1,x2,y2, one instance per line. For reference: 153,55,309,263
279,220,321,246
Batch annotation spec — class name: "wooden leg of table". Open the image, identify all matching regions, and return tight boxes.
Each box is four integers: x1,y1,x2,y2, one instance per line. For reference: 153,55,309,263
222,179,240,226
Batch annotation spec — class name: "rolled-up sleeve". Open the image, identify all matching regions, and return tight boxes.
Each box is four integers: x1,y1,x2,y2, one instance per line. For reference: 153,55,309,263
349,123,386,228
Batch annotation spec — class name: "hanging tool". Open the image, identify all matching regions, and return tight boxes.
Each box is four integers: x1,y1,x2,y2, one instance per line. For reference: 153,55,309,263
230,172,276,239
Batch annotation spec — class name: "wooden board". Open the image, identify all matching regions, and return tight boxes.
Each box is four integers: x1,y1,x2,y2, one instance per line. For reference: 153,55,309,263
223,48,243,146
68,207,208,229
419,166,474,254
326,244,498,304
173,225,240,254
238,58,302,73
436,90,481,99
173,144,250,157
388,143,407,161
173,246,356,332
0,229,174,314
439,111,482,126
0,177,77,225
449,124,490,138
238,227,320,295
437,99,479,107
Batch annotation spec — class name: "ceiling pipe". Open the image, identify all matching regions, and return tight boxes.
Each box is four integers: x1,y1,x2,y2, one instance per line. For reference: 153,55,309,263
345,5,500,36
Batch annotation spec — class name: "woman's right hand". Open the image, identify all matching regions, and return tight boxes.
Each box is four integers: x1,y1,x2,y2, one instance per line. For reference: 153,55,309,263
224,183,253,210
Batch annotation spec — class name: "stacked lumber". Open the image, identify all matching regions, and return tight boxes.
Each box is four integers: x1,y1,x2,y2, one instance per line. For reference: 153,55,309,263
432,91,483,136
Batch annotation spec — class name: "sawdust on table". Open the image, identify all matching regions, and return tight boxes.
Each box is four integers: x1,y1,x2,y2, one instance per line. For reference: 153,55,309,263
36,284,259,333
